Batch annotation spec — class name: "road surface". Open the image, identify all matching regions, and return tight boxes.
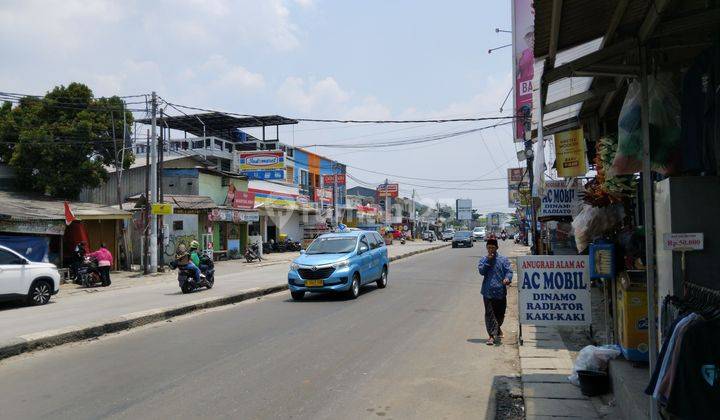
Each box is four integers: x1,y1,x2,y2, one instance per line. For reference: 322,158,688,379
0,242,523,419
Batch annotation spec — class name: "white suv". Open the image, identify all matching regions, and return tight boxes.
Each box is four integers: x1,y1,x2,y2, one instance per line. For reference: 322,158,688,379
0,245,61,305
472,227,486,241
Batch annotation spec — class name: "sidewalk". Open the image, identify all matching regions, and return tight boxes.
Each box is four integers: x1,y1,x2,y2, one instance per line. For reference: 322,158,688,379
0,241,447,360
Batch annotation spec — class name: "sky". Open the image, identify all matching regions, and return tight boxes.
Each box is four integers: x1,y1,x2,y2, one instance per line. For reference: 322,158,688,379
0,0,520,213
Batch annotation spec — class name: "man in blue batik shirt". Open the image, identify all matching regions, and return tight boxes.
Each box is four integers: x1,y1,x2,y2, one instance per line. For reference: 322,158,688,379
478,238,513,345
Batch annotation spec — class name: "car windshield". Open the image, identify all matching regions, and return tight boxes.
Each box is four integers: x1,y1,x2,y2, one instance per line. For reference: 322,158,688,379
473,227,484,232
305,237,357,254
454,231,471,238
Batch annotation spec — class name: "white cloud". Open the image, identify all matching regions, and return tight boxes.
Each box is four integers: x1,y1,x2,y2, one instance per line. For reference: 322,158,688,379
294,0,315,8
277,76,350,113
344,96,392,120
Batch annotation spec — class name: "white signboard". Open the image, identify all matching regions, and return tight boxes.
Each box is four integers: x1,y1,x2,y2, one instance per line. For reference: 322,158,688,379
456,199,472,221
518,255,591,326
663,233,704,251
538,180,582,218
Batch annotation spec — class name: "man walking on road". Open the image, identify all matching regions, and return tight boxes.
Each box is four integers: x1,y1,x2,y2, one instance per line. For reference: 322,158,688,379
478,238,513,345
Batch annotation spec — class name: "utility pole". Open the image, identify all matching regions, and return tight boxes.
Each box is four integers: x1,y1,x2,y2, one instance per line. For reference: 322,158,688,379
158,108,165,271
333,162,339,227
384,178,390,225
143,129,150,275
522,108,538,254
149,91,158,273
411,189,416,238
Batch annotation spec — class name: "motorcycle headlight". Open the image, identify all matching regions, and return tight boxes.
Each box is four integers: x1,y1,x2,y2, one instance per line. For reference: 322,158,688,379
333,260,350,270
289,263,300,271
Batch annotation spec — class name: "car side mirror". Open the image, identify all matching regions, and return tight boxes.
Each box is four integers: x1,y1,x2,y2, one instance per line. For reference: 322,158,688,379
359,246,368,254
300,250,306,254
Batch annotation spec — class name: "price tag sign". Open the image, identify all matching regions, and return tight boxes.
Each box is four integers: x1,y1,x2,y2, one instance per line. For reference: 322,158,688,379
663,233,704,251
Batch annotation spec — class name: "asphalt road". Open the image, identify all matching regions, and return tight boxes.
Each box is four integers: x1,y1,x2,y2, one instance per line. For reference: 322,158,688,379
0,241,523,420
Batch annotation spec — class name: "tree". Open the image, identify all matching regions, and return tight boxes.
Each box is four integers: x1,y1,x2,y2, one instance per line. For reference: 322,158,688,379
471,209,481,221
0,83,135,199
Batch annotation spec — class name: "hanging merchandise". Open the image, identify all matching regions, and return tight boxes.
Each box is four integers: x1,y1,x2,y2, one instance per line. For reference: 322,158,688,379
610,74,681,176
596,135,636,198
572,204,625,253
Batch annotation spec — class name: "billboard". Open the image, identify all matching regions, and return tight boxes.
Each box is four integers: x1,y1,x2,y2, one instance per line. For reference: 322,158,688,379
376,183,399,198
315,187,333,204
512,0,534,142
518,255,591,326
237,151,285,180
538,180,582,218
456,199,473,221
554,128,588,178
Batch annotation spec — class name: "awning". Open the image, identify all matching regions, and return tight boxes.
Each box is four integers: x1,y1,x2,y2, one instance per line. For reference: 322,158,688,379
0,191,131,222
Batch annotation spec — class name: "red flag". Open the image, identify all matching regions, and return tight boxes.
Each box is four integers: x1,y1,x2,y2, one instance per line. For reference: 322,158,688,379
64,201,76,225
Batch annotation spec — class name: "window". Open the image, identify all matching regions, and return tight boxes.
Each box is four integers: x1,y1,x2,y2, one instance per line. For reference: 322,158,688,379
286,166,294,184
0,250,23,265
359,237,370,252
300,169,310,187
373,232,385,248
368,233,380,249
172,221,184,231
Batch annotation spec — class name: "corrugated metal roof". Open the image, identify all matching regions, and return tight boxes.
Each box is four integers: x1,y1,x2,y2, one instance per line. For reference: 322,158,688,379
532,38,602,131
534,0,650,58
0,191,131,221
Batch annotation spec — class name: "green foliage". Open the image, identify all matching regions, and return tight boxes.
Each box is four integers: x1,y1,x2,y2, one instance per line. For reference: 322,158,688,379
0,83,135,199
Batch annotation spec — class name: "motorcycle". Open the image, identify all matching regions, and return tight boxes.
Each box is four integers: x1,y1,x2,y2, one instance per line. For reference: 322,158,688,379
170,258,215,294
501,233,508,241
262,242,273,254
284,238,302,252
76,256,109,288
245,242,263,263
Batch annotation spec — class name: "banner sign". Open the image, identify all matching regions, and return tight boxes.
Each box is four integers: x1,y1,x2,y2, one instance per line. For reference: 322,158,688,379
151,203,174,215
518,255,592,325
322,174,346,185
232,191,256,209
315,187,333,204
238,151,285,180
208,209,260,223
539,180,582,218
456,199,472,221
554,128,588,177
512,0,534,142
508,167,531,207
377,183,399,198
357,205,378,217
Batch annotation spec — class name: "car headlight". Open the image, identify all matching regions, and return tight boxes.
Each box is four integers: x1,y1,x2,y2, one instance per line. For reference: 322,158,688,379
289,263,300,271
333,260,350,269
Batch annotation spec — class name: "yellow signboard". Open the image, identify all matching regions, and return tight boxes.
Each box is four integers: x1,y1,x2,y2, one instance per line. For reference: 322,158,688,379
151,203,174,215
554,128,588,178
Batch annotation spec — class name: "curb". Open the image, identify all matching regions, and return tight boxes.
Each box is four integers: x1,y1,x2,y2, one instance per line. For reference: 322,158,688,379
0,243,449,361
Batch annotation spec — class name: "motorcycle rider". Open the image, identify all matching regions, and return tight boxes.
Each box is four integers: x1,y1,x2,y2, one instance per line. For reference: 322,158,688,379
87,243,113,286
189,240,210,277
175,243,201,284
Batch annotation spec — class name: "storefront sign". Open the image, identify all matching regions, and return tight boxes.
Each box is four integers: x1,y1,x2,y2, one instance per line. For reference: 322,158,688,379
208,209,260,223
518,255,592,326
512,0,534,142
237,151,285,180
151,203,174,215
0,220,66,235
357,205,378,217
315,187,333,204
539,180,581,217
376,183,399,198
663,233,704,251
554,128,588,177
232,191,256,209
322,174,346,185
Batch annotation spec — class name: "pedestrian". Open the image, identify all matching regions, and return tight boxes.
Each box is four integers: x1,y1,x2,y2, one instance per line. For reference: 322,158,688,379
88,242,113,286
478,238,513,345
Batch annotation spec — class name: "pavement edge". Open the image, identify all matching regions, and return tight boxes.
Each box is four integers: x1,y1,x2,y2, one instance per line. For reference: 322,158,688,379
0,242,449,361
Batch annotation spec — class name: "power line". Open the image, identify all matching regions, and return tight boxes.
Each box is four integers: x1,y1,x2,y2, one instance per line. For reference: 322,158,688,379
345,165,506,183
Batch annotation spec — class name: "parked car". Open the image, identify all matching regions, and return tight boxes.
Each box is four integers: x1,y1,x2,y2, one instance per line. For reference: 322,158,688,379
451,231,474,248
441,229,456,241
422,231,437,242
0,245,61,305
288,231,389,300
472,227,486,241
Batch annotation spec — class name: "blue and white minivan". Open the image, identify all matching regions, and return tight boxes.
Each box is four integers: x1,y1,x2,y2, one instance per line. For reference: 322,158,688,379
288,231,389,300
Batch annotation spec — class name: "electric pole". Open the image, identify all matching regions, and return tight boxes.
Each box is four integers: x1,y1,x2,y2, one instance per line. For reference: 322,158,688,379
411,189,416,238
384,178,390,225
149,91,158,273
333,162,339,227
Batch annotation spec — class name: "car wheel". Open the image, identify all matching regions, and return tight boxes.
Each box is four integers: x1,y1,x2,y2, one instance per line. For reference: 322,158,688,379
376,266,388,289
28,280,52,306
291,291,305,300
347,273,360,299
